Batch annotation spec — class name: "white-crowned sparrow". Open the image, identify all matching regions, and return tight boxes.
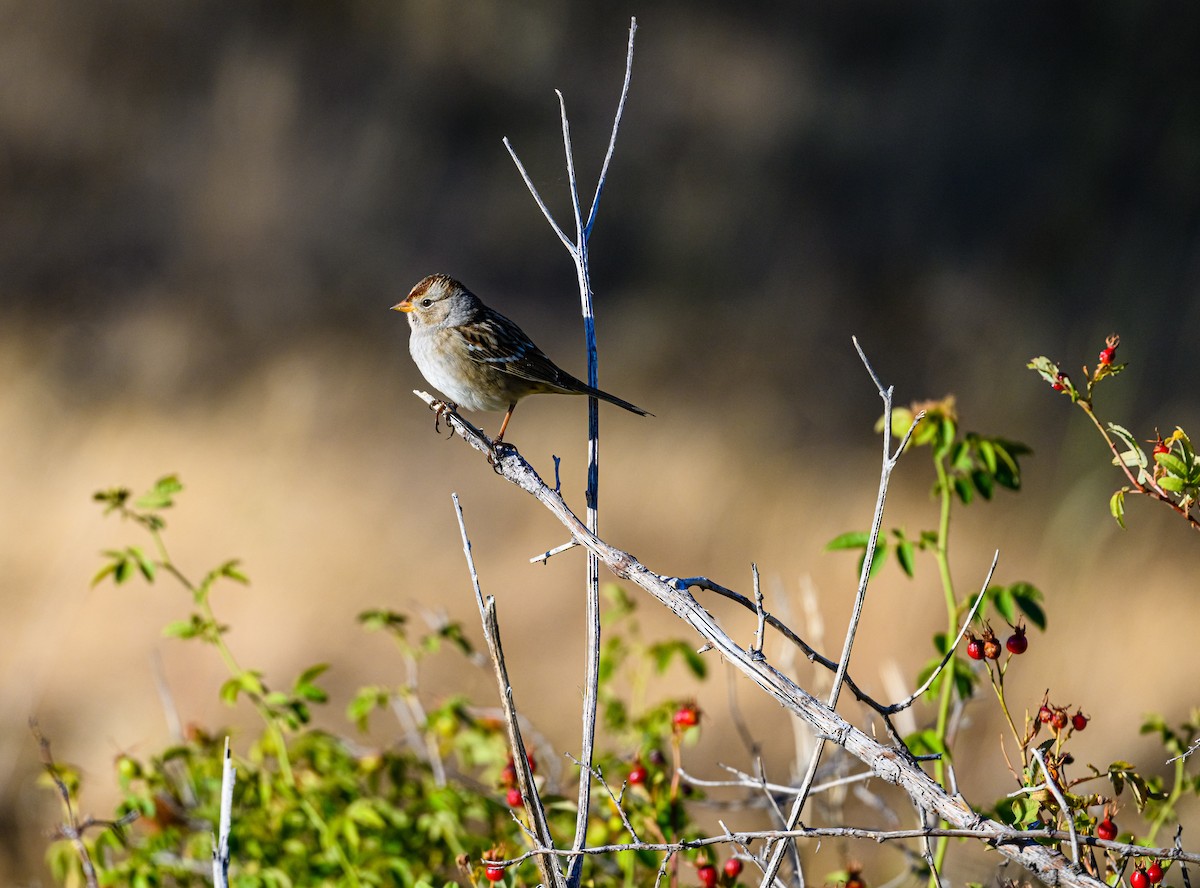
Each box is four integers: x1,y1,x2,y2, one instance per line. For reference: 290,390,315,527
392,274,650,442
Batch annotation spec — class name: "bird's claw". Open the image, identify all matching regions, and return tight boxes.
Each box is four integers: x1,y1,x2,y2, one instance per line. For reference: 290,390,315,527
429,400,458,438
487,439,516,470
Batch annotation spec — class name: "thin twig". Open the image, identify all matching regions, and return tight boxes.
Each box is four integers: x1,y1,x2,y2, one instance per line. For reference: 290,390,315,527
1032,745,1081,867
212,737,235,888
750,563,767,661
452,494,567,888
762,343,922,887
530,539,580,564
502,22,638,887
491,824,1200,867
881,555,996,713
585,18,637,237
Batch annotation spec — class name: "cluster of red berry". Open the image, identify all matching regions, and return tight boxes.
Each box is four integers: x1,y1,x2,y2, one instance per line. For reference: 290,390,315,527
1037,702,1088,733
1130,859,1167,887
498,751,537,809
695,857,744,888
965,623,1027,660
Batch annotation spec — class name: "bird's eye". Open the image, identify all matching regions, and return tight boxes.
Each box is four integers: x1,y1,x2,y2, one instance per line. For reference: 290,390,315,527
421,298,432,307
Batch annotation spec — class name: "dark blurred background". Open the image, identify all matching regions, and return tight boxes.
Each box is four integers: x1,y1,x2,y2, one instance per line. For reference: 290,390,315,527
4,1,1200,883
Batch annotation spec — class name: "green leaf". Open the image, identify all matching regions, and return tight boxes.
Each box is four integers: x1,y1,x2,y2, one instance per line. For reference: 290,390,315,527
296,663,330,687
219,677,242,705
1009,582,1047,630
134,474,183,510
991,585,1016,624
1155,452,1189,477
218,560,249,584
904,729,948,757
129,546,157,582
953,477,973,505
163,617,203,639
1159,476,1184,492
977,439,998,474
1110,489,1127,529
91,553,123,587
971,469,995,500
895,540,916,578
825,531,869,551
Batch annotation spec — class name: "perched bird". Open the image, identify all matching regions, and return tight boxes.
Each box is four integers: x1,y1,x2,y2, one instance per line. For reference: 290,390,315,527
392,274,650,442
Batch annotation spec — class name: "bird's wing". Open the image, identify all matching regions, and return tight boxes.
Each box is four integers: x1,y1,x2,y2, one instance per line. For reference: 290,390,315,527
454,313,578,387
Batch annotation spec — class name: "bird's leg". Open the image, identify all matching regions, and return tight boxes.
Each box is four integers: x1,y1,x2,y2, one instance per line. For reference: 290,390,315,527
487,403,518,468
494,403,517,445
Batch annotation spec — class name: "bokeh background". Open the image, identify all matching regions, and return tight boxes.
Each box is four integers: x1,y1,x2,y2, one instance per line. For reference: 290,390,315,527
4,1,1200,883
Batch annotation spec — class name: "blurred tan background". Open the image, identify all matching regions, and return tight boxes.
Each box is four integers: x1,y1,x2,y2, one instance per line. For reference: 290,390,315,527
4,1,1200,883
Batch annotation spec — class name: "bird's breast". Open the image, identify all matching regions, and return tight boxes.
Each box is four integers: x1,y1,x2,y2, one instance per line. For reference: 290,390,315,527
409,329,514,411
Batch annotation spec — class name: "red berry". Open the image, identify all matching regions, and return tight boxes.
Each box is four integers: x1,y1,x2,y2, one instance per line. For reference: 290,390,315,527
698,864,718,888
983,636,1002,660
1072,711,1088,731
1038,705,1054,724
506,787,523,807
1006,627,1028,655
966,636,984,660
1096,817,1117,841
628,764,647,785
724,858,743,879
484,864,506,883
1099,347,1116,365
673,704,700,729
1147,861,1164,884
1051,709,1068,731
500,763,517,787
1154,441,1170,456
1131,868,1149,888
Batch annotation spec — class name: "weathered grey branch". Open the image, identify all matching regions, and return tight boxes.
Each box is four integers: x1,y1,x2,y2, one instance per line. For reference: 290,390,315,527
212,737,235,888
490,825,1200,868
453,494,567,888
762,342,924,888
500,22,638,886
415,387,1107,888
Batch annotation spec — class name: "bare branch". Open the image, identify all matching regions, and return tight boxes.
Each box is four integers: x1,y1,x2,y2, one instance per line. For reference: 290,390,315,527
211,737,235,888
487,823,1200,867
762,342,921,886
452,494,567,888
585,18,637,237
416,389,1108,888
1032,745,1081,867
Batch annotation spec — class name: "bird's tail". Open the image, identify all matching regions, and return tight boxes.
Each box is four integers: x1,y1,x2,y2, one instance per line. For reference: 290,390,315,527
581,384,653,417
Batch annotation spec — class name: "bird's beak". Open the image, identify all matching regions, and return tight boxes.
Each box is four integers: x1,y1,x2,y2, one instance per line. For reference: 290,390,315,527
391,298,414,313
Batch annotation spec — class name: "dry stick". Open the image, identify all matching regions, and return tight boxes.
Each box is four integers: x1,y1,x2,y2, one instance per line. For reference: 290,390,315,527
1031,745,1081,867
882,556,995,714
492,826,1200,866
750,564,767,661
417,387,1112,888
212,737,235,888
680,575,904,741
501,20,638,888
453,494,567,888
761,340,924,888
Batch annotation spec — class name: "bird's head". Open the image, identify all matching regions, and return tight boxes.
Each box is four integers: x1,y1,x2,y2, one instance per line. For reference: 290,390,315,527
391,274,477,328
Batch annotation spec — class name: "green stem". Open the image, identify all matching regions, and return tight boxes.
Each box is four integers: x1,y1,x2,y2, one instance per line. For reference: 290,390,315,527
1146,755,1186,845
987,663,1025,769
929,453,957,883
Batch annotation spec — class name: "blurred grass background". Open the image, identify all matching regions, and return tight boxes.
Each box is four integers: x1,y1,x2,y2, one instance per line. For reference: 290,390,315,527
3,1,1200,882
